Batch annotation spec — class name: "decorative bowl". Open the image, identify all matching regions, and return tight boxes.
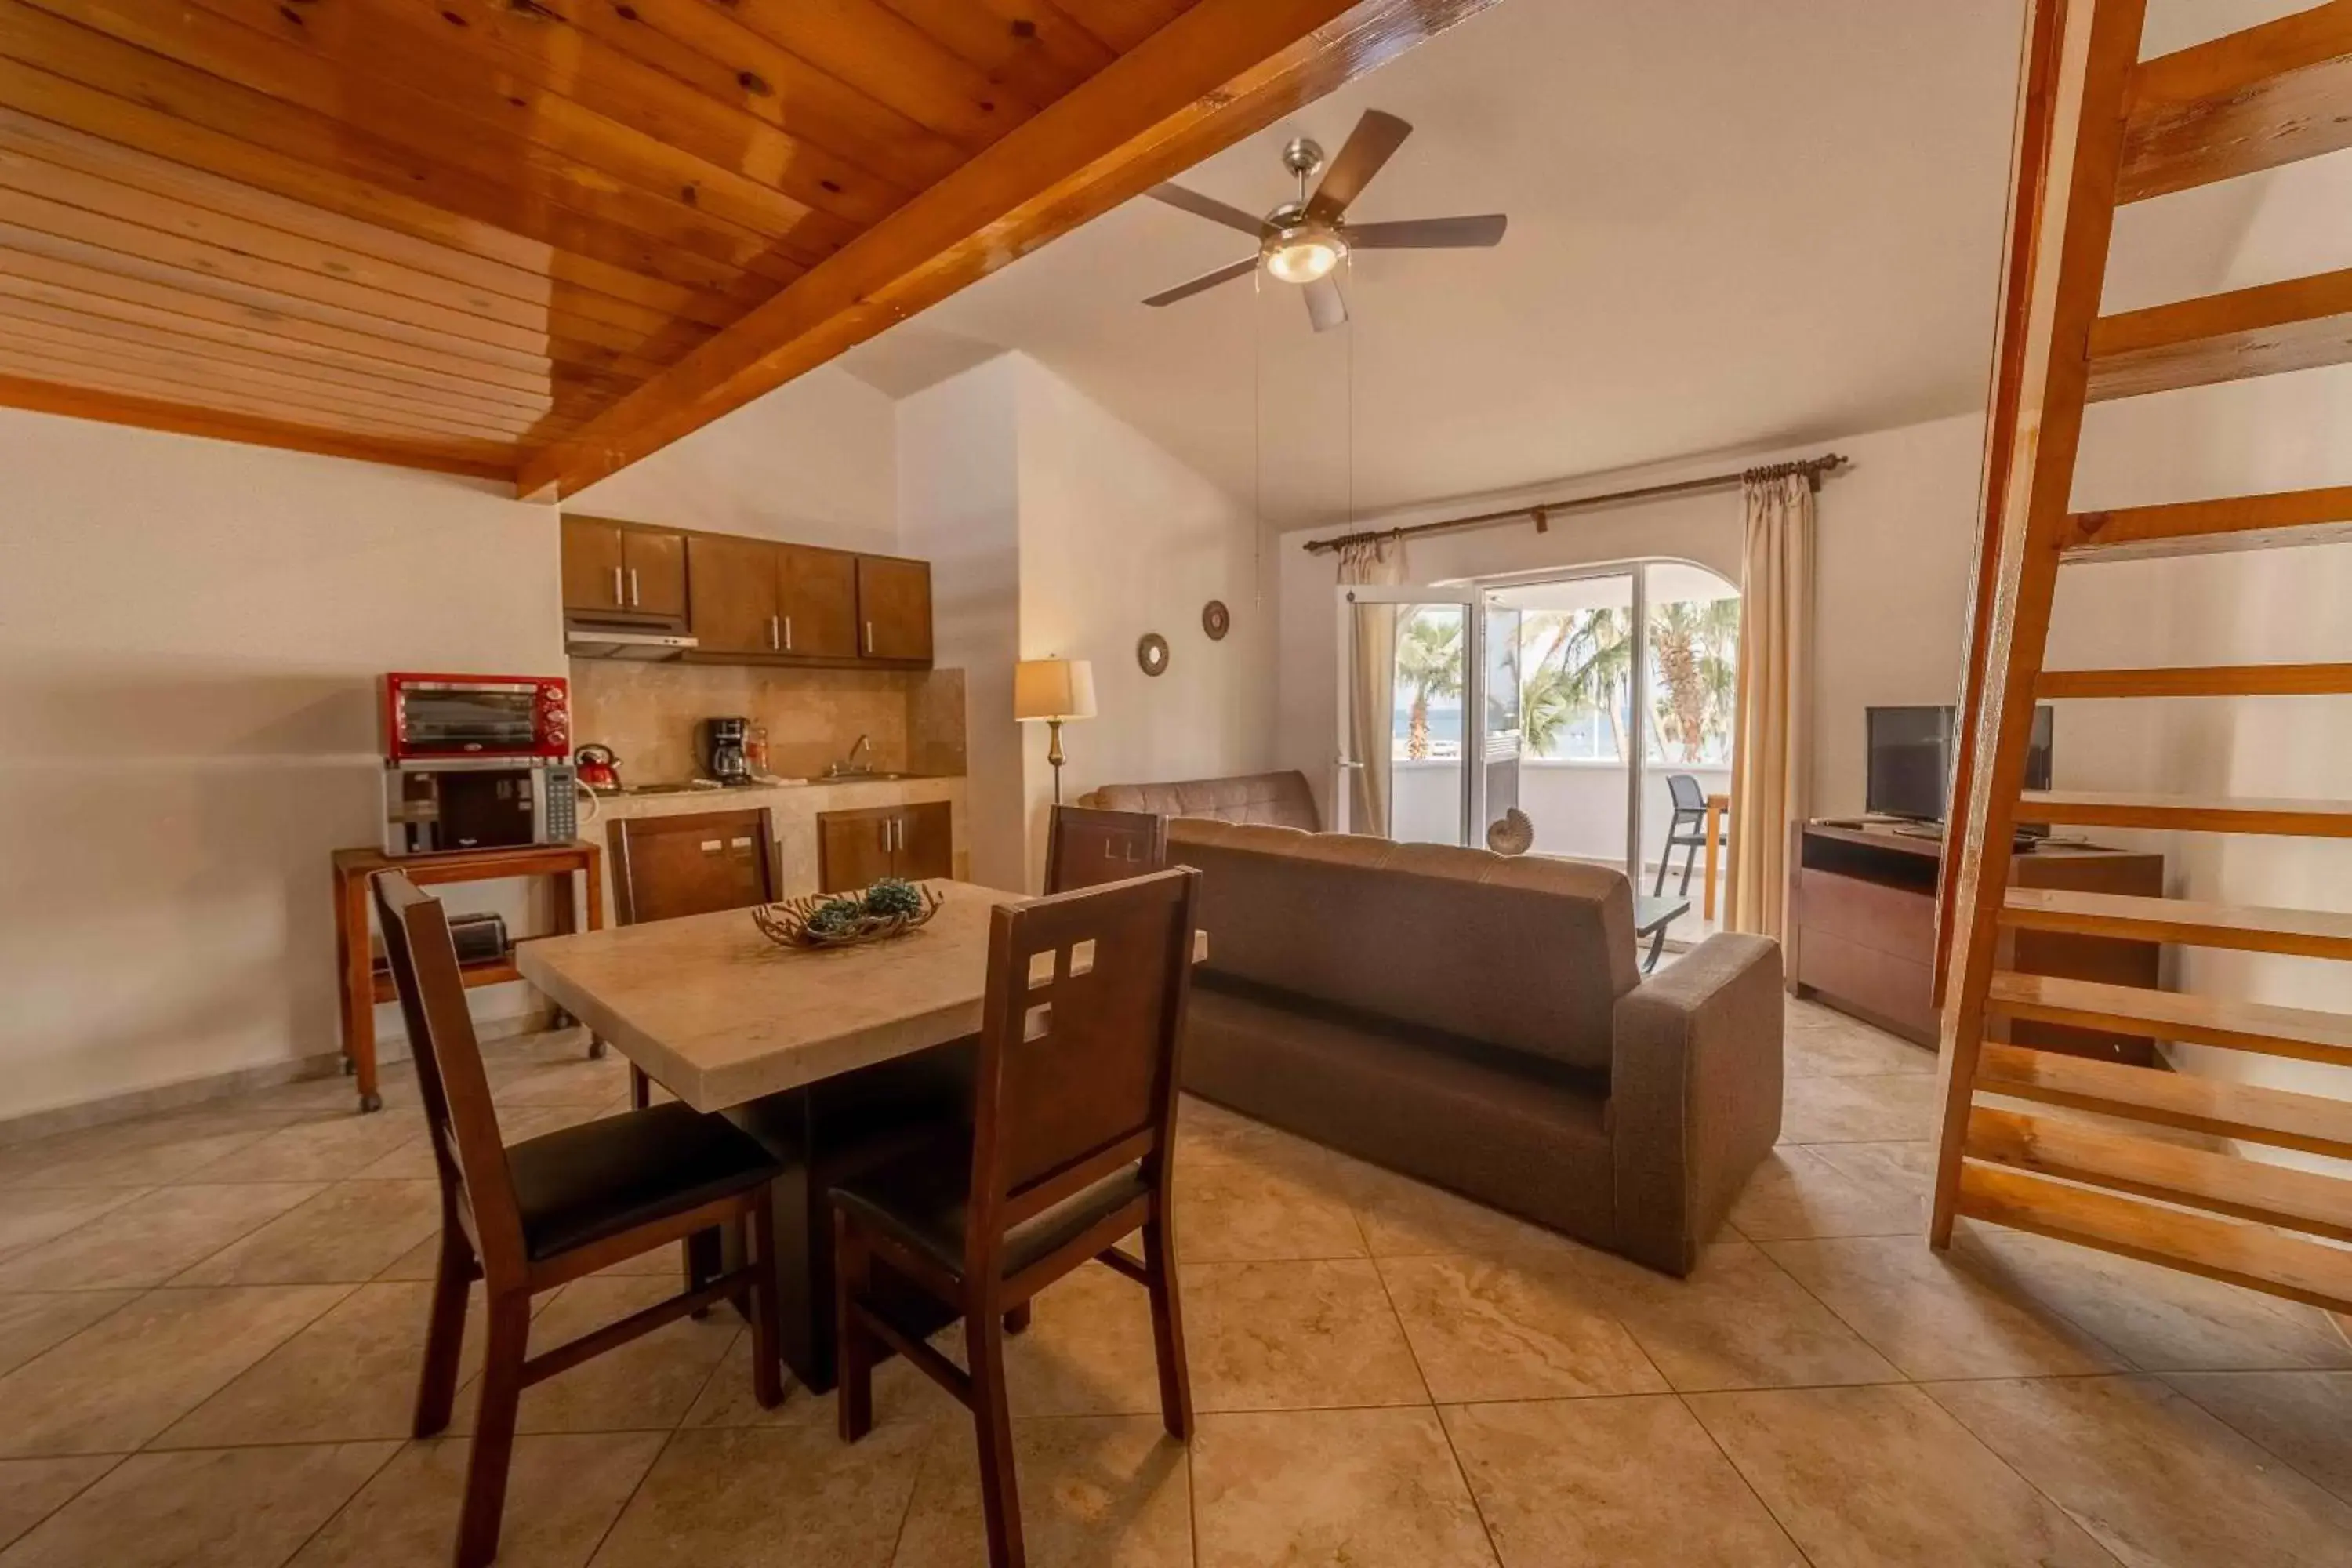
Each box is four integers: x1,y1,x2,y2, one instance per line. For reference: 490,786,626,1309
750,880,944,949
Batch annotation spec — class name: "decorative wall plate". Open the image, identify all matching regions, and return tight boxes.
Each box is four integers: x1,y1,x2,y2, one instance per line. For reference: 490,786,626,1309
1202,600,1230,641
1137,632,1170,677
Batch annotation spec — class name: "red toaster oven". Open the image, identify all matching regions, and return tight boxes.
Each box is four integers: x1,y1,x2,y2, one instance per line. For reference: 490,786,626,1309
380,673,571,764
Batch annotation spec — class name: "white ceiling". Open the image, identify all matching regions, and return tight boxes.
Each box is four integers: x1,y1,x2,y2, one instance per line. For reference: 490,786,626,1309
840,0,2029,529
833,0,2302,532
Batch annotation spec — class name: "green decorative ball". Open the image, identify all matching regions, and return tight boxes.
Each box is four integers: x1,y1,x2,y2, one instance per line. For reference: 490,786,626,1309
806,897,864,936
863,877,924,918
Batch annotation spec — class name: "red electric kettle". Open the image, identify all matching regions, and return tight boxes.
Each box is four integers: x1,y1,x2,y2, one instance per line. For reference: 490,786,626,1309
573,744,622,790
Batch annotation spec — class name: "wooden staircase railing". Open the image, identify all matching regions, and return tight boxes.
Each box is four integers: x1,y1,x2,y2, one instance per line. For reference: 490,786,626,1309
1929,0,2352,1316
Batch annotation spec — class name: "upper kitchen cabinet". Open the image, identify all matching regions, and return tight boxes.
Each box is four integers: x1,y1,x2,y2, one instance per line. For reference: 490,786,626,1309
780,546,861,660
566,517,932,668
684,533,782,657
561,516,687,623
857,556,934,663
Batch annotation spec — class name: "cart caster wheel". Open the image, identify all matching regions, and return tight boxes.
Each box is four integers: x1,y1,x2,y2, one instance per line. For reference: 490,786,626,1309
341,1056,357,1076
586,1037,607,1060
358,1092,383,1114
553,1008,575,1030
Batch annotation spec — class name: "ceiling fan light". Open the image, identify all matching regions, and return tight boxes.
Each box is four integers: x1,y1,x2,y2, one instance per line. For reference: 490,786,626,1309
1262,221,1345,284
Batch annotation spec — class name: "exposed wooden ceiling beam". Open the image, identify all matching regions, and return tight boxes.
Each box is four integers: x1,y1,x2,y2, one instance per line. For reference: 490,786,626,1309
518,0,1499,500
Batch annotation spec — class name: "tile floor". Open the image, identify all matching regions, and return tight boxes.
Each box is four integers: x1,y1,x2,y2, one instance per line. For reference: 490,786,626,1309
2,1001,2349,1566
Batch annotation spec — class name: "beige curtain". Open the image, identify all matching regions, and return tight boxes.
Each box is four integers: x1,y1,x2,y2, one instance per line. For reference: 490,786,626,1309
1338,535,1405,834
1726,472,1815,939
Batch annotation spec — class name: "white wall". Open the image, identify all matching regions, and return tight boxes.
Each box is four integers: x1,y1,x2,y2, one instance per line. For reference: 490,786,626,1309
897,358,1025,890
566,365,898,554
898,353,1276,892
1275,409,1990,833
1013,358,1275,888
2053,140,2352,1161
0,408,562,1122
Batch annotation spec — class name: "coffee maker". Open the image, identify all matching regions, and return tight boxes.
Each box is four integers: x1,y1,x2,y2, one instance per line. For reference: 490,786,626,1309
700,717,753,786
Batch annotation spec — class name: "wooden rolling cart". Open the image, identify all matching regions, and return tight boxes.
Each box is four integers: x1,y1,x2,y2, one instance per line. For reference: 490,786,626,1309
332,840,604,1112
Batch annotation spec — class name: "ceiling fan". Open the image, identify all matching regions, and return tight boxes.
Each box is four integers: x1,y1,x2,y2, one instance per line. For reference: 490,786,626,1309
1141,109,1508,333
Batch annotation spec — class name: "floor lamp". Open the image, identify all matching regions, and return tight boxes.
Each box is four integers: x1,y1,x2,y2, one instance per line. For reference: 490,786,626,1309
1014,658,1097,805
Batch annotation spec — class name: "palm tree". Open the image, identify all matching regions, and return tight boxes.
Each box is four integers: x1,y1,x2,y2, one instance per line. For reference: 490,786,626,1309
1520,608,1635,759
1394,609,1464,760
1646,597,1740,763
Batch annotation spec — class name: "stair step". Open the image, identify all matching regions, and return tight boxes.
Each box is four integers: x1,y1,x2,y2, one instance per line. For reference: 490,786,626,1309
1955,1163,2352,1314
2118,1,2352,202
1974,1041,2352,1160
1998,891,2352,964
1965,1105,2352,1243
2013,791,2352,837
2086,266,2352,401
1987,970,2352,1069
2036,662,2352,698
2063,484,2352,561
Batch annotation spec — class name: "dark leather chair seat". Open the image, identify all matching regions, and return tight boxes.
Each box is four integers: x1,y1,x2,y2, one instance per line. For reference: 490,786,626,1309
508,1102,783,1262
831,1139,1148,1283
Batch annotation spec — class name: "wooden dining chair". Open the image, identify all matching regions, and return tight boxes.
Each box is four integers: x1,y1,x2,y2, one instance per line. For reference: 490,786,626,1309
1043,804,1167,894
372,870,786,1568
609,806,781,1110
829,868,1200,1568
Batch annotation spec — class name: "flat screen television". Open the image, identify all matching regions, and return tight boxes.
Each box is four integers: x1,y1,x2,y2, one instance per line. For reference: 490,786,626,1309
1865,705,2052,822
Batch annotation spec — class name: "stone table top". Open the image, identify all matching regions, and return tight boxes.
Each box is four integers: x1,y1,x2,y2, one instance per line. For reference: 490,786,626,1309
514,880,1203,1112
515,880,1020,1112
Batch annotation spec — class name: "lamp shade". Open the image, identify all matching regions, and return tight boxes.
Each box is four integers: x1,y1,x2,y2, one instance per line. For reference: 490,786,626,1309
1014,658,1097,722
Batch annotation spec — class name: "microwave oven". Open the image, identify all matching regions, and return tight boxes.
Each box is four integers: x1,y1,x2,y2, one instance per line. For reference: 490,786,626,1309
382,760,579,857
381,673,570,764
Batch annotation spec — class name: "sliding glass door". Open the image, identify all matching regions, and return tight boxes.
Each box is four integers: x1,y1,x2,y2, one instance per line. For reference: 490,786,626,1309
1483,570,1640,875
1339,563,1740,918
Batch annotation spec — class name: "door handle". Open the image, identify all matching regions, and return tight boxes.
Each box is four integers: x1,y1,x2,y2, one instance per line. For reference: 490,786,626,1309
783,615,793,652
628,568,640,607
864,620,874,655
611,566,623,605
768,615,779,651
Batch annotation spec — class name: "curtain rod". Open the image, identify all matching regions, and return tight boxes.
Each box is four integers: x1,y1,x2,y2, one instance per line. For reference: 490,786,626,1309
1300,452,1849,555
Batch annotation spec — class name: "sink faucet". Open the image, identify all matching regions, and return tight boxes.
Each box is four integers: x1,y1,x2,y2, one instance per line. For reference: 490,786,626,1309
829,734,873,778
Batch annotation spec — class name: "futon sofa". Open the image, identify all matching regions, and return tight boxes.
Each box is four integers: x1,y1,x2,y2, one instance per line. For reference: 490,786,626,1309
1169,819,1783,1276
1082,769,1320,830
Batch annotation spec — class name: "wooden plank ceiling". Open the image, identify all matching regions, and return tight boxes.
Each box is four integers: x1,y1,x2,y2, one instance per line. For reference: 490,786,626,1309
0,0,1492,493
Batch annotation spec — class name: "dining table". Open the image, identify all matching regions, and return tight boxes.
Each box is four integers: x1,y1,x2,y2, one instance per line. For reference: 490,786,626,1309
515,878,1200,1388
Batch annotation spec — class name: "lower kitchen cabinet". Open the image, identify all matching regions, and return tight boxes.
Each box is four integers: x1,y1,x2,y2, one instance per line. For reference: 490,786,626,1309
817,800,953,893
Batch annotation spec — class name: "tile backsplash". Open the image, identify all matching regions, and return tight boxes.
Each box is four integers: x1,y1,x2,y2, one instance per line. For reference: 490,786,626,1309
570,659,967,784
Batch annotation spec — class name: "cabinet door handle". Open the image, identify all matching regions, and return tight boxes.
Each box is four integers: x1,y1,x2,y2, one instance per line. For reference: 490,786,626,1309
783,615,793,652
628,568,641,607
864,620,874,655
611,565,623,605
768,615,779,651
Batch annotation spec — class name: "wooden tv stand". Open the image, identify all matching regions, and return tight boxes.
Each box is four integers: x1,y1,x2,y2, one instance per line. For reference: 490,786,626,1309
1789,820,2161,1065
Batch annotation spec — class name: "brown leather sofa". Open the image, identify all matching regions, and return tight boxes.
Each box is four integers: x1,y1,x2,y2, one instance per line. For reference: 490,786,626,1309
1170,819,1783,1276
1081,769,1320,830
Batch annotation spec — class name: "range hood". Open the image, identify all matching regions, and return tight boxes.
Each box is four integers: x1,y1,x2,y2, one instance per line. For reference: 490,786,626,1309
565,626,697,661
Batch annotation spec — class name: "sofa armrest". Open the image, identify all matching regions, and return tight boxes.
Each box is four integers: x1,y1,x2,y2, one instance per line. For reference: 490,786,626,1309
1610,933,1784,1275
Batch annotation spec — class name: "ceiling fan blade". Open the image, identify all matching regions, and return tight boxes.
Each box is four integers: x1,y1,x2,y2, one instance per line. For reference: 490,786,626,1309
1306,110,1413,223
1148,183,1267,236
1346,214,1508,249
1304,275,1348,333
1142,255,1259,308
